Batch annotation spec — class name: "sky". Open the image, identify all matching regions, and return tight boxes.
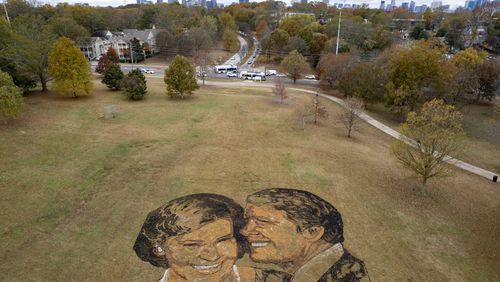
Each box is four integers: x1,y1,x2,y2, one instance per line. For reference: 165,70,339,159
35,0,466,9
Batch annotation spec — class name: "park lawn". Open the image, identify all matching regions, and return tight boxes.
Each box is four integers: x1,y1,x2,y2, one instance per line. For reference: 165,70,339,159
0,78,499,281
366,102,500,173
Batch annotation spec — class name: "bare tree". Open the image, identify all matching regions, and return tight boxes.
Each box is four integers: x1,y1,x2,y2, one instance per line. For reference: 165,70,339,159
308,94,328,124
338,97,364,138
194,50,210,86
273,77,287,104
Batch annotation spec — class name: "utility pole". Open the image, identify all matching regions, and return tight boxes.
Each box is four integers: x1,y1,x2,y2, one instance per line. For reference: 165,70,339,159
2,1,10,27
129,42,134,67
335,12,341,55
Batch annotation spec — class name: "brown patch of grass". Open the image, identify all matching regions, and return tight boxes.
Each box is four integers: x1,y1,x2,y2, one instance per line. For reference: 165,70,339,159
0,78,499,281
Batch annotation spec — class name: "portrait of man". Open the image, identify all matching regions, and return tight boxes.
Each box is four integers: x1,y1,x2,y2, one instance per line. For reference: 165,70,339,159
241,188,367,282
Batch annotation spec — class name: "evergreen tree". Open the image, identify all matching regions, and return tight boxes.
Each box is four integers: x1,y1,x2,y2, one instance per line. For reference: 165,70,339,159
121,69,147,100
102,64,124,91
164,55,198,99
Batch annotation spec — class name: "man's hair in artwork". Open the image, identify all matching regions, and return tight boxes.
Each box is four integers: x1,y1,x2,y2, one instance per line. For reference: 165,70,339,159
247,188,344,244
133,193,247,268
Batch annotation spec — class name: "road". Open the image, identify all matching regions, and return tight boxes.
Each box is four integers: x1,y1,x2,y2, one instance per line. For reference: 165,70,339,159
222,35,248,66
240,35,259,70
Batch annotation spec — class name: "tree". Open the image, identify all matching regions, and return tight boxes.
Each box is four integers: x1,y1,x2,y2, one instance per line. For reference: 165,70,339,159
220,12,237,31
450,48,487,70
2,15,56,92
280,17,302,37
0,70,24,122
423,8,434,29
316,53,350,88
308,94,328,124
48,17,89,41
48,37,92,98
164,55,198,99
285,36,309,55
475,60,499,102
280,50,309,84
121,69,147,100
223,29,238,52
96,47,120,74
308,33,328,66
386,41,447,117
443,15,467,50
446,50,496,104
0,17,34,91
337,97,364,138
410,24,428,40
323,38,350,54
255,19,269,40
391,99,465,193
102,64,124,91
190,26,213,53
130,37,144,63
269,28,290,57
273,77,287,104
194,50,210,86
339,62,387,107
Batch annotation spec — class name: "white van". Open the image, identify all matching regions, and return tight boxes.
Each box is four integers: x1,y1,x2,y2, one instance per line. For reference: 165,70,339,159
266,70,277,76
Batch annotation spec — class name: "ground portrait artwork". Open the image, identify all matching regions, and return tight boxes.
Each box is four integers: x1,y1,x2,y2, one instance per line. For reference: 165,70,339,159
133,189,368,282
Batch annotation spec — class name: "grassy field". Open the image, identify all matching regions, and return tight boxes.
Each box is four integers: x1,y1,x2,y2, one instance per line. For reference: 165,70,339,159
366,102,500,173
1,79,499,281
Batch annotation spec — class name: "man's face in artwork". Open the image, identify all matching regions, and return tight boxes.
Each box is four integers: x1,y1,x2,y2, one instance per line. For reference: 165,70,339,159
162,219,238,281
240,203,310,264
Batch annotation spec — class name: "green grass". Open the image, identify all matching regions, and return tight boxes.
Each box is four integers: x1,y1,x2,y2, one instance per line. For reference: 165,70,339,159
0,79,499,281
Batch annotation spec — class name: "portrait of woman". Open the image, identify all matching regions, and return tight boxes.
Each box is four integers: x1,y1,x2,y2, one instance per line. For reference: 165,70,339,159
133,193,255,282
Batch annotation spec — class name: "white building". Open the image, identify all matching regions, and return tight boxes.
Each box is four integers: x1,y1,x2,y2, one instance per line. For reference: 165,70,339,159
78,28,162,61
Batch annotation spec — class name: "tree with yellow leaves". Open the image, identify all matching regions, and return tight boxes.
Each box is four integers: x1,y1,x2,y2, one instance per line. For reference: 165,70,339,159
48,37,92,98
391,99,465,193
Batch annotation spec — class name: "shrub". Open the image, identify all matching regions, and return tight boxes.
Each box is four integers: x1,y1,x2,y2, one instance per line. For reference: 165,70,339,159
102,64,124,91
121,69,147,100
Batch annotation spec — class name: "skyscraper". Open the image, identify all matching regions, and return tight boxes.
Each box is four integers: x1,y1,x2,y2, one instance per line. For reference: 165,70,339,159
430,1,442,9
409,1,415,12
402,2,409,9
390,0,396,10
380,0,385,10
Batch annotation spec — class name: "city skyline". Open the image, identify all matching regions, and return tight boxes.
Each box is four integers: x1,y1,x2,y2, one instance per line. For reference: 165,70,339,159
32,0,470,8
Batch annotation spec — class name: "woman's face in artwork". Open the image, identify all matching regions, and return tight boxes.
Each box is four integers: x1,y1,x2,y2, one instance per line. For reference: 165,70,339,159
163,218,238,281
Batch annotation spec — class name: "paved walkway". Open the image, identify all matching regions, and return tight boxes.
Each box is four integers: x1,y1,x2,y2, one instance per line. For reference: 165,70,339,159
200,80,499,183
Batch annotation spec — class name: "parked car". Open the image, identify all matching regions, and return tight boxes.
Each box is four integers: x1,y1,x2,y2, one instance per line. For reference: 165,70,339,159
252,76,263,81
247,61,252,64
226,71,238,78
305,74,317,80
141,68,156,74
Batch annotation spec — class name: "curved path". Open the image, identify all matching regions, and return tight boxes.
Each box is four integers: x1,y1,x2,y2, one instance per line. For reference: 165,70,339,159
223,35,248,66
199,79,499,183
